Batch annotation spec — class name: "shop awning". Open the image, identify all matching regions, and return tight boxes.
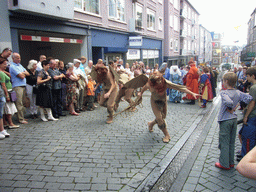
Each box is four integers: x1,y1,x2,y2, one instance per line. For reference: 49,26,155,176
20,35,83,44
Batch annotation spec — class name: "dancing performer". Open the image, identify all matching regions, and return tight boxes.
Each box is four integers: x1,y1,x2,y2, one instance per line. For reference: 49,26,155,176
114,69,134,111
91,59,119,124
124,71,199,143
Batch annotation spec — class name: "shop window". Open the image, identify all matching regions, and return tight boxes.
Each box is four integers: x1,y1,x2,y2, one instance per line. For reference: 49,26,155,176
147,8,156,30
109,0,125,21
74,0,99,15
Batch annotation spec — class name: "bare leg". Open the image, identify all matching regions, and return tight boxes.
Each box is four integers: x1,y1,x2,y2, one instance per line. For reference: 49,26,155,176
151,98,170,143
148,120,156,132
6,114,17,126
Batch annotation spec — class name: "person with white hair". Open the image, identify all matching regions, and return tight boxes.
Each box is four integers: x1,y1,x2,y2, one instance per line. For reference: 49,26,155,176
169,65,182,103
26,59,39,119
73,59,87,112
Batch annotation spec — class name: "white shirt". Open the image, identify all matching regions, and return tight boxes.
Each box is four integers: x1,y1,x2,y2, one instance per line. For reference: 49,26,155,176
251,60,255,66
85,66,92,75
74,66,88,83
36,62,42,71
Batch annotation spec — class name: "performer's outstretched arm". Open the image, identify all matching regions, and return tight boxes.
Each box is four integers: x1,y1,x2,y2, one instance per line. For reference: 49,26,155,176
138,82,150,97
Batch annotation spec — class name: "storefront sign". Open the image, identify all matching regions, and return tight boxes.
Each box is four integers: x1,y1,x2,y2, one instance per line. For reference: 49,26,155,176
129,36,143,47
20,35,83,44
127,49,140,60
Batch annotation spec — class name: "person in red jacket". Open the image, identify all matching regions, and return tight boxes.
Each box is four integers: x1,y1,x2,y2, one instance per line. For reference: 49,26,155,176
185,60,199,104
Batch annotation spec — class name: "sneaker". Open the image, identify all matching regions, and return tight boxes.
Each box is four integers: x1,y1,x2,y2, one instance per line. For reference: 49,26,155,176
0,133,5,139
1,130,10,137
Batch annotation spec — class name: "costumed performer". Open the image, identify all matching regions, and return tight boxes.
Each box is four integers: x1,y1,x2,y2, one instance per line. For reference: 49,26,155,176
92,59,119,124
136,71,199,143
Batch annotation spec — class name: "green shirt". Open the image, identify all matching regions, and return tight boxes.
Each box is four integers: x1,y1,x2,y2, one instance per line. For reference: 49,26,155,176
248,83,256,119
0,71,12,90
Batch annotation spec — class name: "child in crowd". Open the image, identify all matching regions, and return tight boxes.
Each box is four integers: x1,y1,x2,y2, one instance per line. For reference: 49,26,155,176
85,75,95,111
216,72,253,170
199,66,213,108
237,67,256,161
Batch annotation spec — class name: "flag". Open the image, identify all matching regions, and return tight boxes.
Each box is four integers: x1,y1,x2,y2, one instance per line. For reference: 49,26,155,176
212,42,215,47
234,25,241,31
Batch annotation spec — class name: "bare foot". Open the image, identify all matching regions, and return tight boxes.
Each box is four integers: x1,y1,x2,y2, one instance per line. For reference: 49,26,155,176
148,121,154,132
162,136,170,143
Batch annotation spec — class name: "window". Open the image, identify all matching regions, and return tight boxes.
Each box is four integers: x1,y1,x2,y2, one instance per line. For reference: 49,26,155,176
174,39,179,52
173,0,178,9
213,50,218,55
109,0,125,21
215,43,218,48
159,17,163,30
158,0,163,4
147,9,156,30
188,24,191,36
135,3,143,30
188,8,190,19
169,14,173,28
174,15,179,31
170,0,174,4
213,59,218,64
74,0,99,15
214,34,219,39
170,38,173,50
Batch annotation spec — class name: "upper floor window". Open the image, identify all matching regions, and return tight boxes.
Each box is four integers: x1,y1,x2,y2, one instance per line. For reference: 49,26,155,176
159,17,163,31
109,0,125,21
173,0,179,10
74,0,99,15
170,14,173,28
174,15,179,31
147,8,156,30
135,3,143,30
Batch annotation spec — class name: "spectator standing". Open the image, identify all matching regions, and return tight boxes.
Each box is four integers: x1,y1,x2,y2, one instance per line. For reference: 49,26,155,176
80,56,87,69
169,65,182,103
36,60,58,121
0,58,19,129
199,67,213,108
210,67,218,98
9,53,30,124
26,60,38,119
85,75,95,111
48,58,66,118
251,57,255,67
66,63,79,116
36,55,46,71
58,61,67,111
0,60,10,139
85,60,93,76
185,61,199,104
73,59,87,113
215,72,253,170
0,48,12,76
238,67,256,160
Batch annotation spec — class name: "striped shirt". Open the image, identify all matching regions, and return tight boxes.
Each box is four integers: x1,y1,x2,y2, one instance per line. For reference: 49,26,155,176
218,89,253,122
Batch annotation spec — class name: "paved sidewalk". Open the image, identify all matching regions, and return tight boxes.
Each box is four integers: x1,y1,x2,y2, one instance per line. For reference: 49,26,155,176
0,91,206,192
177,103,256,192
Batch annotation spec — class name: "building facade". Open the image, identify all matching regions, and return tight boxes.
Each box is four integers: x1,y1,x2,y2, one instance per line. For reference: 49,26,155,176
241,8,256,62
221,45,240,64
1,0,164,68
163,0,200,67
211,32,222,67
198,25,212,65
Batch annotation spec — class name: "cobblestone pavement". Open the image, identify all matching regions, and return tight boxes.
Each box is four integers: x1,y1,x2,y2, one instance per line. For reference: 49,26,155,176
175,100,256,192
0,91,205,192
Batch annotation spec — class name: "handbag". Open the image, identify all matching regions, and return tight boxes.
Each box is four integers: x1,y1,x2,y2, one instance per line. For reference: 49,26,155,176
33,85,39,94
8,90,17,102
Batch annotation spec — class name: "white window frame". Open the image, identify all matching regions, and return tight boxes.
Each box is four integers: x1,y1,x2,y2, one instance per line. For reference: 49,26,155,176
174,0,179,10
169,14,173,28
147,8,156,30
174,39,179,52
74,0,100,15
170,38,173,50
108,0,125,22
215,43,219,48
158,0,163,4
174,15,179,31
159,17,163,31
134,3,143,30
214,34,219,39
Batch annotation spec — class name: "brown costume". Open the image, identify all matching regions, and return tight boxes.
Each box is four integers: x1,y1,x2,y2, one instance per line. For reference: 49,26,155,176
91,64,119,123
124,72,193,142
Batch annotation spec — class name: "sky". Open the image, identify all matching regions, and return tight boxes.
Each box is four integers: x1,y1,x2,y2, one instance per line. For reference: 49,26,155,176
188,0,256,46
